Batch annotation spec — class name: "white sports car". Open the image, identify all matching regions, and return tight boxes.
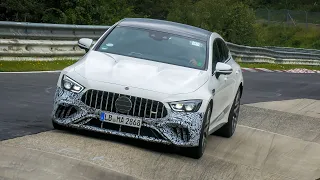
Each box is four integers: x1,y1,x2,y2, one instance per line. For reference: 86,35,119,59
51,18,244,159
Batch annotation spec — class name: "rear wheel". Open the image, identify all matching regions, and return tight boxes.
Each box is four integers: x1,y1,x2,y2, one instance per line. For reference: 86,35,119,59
214,88,241,138
183,104,212,159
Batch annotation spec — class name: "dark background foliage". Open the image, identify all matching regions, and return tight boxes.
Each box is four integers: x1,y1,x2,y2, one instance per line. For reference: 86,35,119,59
1,0,319,49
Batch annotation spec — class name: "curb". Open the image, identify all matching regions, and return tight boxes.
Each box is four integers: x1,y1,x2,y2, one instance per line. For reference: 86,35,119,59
241,68,320,74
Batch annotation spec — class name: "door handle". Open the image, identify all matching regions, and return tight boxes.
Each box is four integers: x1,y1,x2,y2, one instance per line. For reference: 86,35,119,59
224,77,228,81
212,89,215,95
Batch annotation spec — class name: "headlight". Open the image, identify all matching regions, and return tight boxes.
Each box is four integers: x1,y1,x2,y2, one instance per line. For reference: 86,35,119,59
169,100,202,112
61,75,84,93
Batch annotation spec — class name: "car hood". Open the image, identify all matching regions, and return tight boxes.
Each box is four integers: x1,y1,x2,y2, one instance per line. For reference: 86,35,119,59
74,51,208,95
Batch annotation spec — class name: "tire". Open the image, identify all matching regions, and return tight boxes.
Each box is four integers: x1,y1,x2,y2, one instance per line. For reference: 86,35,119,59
52,120,66,130
182,104,212,159
214,88,241,138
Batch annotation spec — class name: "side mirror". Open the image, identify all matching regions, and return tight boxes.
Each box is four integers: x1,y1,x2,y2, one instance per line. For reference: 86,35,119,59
215,62,233,75
78,38,93,52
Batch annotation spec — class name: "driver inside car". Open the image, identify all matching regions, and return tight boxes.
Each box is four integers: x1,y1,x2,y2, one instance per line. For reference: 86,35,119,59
188,48,206,69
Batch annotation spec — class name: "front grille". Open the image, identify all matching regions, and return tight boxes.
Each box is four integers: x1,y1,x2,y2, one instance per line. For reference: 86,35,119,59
81,89,168,118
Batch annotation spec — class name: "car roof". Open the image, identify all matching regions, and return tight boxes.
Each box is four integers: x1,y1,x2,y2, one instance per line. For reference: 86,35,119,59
117,18,212,41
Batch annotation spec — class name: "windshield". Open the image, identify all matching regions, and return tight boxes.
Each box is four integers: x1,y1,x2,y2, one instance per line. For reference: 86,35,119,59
95,26,207,70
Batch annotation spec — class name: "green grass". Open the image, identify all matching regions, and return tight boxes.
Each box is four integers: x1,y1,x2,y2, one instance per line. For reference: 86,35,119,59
239,62,320,70
0,60,319,72
252,23,320,49
0,60,77,72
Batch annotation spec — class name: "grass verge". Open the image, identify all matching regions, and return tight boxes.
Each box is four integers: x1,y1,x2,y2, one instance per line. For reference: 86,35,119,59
0,60,319,72
0,60,77,72
238,62,320,71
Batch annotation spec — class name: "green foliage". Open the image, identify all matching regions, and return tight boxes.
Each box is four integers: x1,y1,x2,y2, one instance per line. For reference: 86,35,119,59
168,0,256,45
251,0,320,11
0,0,46,22
0,0,136,25
252,23,320,49
128,0,172,19
42,8,67,24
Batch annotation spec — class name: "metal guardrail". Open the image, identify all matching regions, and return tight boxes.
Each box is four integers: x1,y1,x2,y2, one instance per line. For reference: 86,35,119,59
0,21,109,40
0,21,320,65
227,42,320,61
263,46,320,55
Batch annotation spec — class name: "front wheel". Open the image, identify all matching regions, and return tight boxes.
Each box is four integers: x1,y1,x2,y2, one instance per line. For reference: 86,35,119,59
214,88,241,138
182,104,212,159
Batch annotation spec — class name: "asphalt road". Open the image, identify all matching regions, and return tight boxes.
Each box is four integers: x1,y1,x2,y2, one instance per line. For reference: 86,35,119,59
0,71,319,141
241,71,320,103
0,71,320,180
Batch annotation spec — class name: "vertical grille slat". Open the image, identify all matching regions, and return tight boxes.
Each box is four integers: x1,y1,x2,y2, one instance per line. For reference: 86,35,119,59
127,96,131,115
95,91,99,109
149,100,154,118
111,93,115,112
161,104,165,118
82,90,167,118
132,97,137,116
155,102,160,119
84,90,88,104
89,90,94,107
105,92,110,111
99,91,104,110
138,98,142,117
144,99,148,118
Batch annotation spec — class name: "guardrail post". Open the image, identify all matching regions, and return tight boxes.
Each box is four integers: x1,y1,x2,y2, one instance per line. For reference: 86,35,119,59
25,22,28,37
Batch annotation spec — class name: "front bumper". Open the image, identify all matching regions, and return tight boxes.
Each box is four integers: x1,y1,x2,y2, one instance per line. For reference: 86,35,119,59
51,87,205,147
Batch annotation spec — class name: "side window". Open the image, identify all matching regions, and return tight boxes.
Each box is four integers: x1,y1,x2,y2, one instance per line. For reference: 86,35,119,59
216,39,226,62
216,39,230,62
221,40,230,60
212,40,221,72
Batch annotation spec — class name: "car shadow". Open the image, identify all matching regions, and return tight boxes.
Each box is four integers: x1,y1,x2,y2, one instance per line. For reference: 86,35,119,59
63,127,184,157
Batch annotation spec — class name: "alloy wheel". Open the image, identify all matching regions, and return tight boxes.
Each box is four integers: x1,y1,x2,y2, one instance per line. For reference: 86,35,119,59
231,91,240,133
201,106,211,153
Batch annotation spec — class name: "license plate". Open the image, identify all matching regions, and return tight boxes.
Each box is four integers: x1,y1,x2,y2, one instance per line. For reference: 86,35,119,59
100,112,142,128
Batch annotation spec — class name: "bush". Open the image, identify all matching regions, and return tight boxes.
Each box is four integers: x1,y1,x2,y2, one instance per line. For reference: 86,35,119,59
42,8,67,24
167,0,256,45
252,23,320,49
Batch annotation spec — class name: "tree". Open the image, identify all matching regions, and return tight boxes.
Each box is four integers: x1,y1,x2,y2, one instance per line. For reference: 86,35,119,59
128,0,172,19
167,0,256,45
0,0,46,22
42,8,67,24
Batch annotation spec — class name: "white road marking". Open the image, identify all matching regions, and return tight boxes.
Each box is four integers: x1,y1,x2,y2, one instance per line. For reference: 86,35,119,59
238,125,307,141
92,156,105,162
255,68,274,72
241,68,258,72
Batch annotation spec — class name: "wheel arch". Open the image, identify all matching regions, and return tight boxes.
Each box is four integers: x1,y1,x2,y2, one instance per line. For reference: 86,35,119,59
208,99,213,117
239,82,243,98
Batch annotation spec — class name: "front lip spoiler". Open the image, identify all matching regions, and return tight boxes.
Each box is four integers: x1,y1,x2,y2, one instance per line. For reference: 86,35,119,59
60,122,172,145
